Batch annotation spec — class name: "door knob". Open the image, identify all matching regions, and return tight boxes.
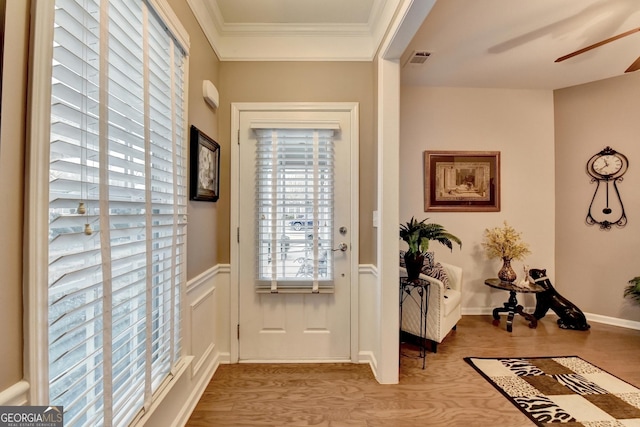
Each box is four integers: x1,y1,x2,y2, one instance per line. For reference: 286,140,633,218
332,242,348,252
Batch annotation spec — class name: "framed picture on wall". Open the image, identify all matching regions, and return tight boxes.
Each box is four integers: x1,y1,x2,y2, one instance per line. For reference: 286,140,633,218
424,150,500,212
190,125,220,202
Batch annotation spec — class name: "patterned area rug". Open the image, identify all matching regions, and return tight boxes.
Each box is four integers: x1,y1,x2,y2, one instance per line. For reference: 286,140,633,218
465,356,640,426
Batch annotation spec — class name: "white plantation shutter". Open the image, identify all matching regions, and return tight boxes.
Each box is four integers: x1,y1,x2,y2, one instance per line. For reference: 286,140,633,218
47,0,187,426
252,123,338,293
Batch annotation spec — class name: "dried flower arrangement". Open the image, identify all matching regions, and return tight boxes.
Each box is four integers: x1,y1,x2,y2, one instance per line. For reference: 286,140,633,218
481,221,531,261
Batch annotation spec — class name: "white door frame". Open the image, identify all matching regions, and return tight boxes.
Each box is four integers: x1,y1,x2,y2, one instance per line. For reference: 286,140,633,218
375,0,436,384
229,102,360,363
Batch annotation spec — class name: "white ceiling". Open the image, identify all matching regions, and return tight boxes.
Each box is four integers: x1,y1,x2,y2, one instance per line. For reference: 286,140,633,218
186,0,398,61
402,0,640,90
213,0,375,25
188,0,640,90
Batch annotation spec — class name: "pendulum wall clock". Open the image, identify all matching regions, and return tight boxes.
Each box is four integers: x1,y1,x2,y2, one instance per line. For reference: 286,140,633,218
585,146,629,230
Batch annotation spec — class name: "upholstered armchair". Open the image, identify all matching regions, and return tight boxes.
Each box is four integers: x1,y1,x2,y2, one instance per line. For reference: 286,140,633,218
399,260,463,353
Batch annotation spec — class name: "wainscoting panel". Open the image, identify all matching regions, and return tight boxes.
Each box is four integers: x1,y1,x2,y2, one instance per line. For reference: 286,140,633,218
189,287,216,378
358,265,379,373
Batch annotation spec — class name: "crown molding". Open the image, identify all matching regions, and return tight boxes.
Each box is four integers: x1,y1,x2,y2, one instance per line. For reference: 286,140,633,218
186,0,402,61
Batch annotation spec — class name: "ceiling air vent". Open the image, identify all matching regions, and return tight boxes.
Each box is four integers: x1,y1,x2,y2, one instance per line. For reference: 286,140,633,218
407,50,431,65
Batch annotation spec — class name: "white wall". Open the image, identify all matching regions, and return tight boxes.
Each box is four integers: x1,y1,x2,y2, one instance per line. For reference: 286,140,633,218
400,86,556,312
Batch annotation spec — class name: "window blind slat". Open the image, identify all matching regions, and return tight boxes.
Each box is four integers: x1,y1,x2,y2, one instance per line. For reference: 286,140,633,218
49,140,94,163
54,0,101,33
49,158,95,180
50,321,103,361
112,307,146,346
52,44,99,83
51,120,99,147
51,89,99,120
52,63,99,97
52,23,99,66
51,360,103,407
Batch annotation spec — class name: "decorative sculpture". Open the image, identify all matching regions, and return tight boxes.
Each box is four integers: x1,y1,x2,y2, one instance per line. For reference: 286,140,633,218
528,268,591,331
516,264,531,288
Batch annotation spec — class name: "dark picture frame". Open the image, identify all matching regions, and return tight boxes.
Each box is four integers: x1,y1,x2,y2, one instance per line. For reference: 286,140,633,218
190,125,220,202
424,150,500,212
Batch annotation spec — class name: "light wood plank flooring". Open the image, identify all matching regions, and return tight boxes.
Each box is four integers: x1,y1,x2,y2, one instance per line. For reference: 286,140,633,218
186,315,640,426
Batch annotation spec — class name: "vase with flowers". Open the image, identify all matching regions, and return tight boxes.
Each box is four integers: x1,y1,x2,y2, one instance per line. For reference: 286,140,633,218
481,221,531,283
400,217,462,281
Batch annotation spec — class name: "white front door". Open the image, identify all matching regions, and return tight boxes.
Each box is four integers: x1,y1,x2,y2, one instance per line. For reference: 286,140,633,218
236,105,356,361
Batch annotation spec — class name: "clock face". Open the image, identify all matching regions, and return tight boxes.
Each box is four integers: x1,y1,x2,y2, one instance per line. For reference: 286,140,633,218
592,154,623,177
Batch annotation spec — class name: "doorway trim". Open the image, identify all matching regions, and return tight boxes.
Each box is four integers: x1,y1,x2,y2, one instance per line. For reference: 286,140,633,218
229,102,360,363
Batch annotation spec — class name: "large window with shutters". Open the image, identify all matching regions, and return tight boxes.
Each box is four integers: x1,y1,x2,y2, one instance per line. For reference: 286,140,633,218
31,0,188,425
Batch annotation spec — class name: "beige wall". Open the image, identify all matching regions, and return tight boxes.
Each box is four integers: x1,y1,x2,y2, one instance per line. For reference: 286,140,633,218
400,86,556,311
555,72,640,322
0,0,29,393
0,0,5,85
218,61,377,264
167,0,222,280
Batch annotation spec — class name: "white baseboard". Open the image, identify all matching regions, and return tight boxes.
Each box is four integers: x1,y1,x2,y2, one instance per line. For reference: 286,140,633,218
0,380,29,406
462,307,492,316
358,351,377,371
238,359,353,364
169,354,218,427
132,355,194,427
462,306,536,316
583,312,640,330
216,351,231,364
462,308,640,331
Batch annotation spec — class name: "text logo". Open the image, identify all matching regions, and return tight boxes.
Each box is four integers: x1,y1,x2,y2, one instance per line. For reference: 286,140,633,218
0,406,63,427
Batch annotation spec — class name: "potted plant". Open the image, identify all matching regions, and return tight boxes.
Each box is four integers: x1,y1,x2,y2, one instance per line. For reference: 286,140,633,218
481,221,531,283
400,217,462,280
624,276,640,303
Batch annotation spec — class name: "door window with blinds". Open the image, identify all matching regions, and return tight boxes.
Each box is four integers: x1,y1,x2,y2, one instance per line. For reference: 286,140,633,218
253,125,338,293
40,0,188,425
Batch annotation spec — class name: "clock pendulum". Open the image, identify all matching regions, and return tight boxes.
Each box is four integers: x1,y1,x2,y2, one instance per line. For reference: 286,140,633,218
585,146,629,230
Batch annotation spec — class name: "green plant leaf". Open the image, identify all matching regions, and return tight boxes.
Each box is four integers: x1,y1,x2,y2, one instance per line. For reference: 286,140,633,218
400,217,462,254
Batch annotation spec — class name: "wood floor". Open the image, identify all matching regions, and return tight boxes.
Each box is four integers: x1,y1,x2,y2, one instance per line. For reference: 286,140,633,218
185,315,640,427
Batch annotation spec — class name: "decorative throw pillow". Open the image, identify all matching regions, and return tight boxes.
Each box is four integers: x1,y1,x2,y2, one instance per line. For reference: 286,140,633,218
422,252,435,269
422,262,450,289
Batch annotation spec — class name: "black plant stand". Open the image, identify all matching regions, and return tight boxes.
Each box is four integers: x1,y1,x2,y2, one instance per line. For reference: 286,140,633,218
399,276,430,368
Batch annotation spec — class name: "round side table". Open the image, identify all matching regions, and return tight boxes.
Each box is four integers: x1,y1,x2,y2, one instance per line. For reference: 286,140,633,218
484,278,545,332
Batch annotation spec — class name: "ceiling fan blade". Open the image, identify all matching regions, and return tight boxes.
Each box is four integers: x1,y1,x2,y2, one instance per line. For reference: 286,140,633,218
625,55,640,73
555,27,640,63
